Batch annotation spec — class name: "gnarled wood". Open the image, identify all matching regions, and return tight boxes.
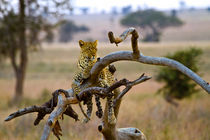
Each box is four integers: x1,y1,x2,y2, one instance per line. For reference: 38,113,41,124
41,92,68,140
117,128,146,140
91,51,210,93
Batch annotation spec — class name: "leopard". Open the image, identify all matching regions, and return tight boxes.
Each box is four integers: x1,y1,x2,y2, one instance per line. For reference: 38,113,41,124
71,40,116,124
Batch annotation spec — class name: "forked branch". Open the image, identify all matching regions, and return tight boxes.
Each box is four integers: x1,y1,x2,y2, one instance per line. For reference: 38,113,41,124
77,73,151,101
108,27,140,58
91,28,210,93
5,89,79,124
5,106,52,122
5,75,150,140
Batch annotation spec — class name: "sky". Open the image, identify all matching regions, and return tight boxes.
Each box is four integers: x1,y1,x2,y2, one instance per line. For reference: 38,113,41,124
74,0,210,13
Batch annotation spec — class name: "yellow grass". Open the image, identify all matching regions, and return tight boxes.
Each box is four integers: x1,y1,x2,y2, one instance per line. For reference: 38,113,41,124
0,42,210,140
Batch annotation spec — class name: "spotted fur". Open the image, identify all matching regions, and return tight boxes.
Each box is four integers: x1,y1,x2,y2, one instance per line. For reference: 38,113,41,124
71,40,98,96
71,40,116,123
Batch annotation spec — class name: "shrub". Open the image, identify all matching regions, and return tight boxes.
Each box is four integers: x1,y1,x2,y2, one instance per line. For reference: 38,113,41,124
156,48,203,106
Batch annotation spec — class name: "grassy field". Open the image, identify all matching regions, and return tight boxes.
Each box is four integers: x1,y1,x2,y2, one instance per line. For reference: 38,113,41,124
0,42,210,140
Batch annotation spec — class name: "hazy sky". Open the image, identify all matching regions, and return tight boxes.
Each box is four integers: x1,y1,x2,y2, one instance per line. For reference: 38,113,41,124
74,0,210,13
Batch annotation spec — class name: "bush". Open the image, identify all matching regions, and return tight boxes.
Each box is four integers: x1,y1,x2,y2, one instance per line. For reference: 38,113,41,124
156,48,203,106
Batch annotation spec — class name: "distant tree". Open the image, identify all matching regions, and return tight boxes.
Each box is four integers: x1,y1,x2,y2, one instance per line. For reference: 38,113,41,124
111,7,118,15
171,9,177,17
207,7,210,12
101,10,106,15
156,48,203,106
0,0,72,103
120,9,183,42
189,7,196,11
80,7,89,15
59,20,89,42
45,30,54,43
179,1,186,10
121,5,132,15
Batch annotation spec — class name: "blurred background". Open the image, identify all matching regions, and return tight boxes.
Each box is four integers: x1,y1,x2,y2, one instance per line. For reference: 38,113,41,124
0,0,210,140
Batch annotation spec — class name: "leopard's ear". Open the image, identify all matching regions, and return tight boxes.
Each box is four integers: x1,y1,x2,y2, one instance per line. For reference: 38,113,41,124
93,40,98,46
79,40,85,47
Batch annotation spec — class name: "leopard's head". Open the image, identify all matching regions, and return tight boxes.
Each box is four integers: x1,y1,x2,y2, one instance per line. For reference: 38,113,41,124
79,40,98,57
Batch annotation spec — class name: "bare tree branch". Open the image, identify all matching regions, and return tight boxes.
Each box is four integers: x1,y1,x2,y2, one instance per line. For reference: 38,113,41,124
41,92,68,140
108,27,140,58
5,89,79,123
90,27,210,93
114,74,151,103
41,75,150,140
4,106,52,122
76,74,151,101
4,75,150,140
91,51,210,93
117,127,146,140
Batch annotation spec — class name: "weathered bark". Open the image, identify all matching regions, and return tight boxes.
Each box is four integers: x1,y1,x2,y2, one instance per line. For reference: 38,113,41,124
99,75,150,140
117,128,146,140
5,76,150,140
91,51,210,93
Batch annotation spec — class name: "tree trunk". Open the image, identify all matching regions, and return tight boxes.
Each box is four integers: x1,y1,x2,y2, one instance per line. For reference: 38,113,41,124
12,0,27,102
13,69,25,102
144,25,160,42
150,25,160,42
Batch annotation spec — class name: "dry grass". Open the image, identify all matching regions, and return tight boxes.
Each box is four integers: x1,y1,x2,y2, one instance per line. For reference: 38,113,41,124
0,42,210,140
1,9,210,140
162,10,210,42
67,10,210,43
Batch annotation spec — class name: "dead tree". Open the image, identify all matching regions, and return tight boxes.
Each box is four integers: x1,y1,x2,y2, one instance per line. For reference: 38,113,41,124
5,28,210,140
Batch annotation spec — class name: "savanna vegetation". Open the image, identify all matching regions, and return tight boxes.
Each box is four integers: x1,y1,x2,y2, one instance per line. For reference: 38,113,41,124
0,42,210,140
0,1,210,139
120,9,183,42
0,0,73,103
59,20,89,43
156,48,203,106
